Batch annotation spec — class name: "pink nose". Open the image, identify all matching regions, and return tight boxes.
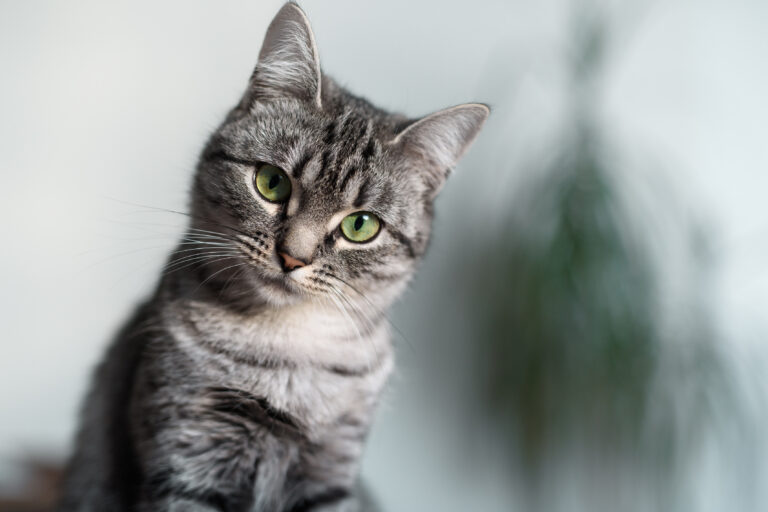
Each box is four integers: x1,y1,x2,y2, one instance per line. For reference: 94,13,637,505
278,252,307,272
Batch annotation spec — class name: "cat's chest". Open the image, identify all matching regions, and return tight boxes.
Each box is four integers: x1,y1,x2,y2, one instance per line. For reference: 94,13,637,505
164,306,393,432
205,360,390,431
167,298,391,372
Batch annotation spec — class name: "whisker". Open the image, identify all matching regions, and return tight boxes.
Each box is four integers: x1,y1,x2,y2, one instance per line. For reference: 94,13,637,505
186,227,240,239
162,251,241,276
80,236,230,273
191,261,249,296
103,197,255,239
319,271,415,352
324,283,379,372
177,238,232,248
218,265,252,298
175,243,232,253
99,220,237,246
179,235,234,245
325,281,376,331
324,287,374,372
166,249,238,267
82,245,176,271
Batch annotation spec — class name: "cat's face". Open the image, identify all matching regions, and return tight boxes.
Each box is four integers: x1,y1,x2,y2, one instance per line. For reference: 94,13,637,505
193,99,428,307
187,3,487,309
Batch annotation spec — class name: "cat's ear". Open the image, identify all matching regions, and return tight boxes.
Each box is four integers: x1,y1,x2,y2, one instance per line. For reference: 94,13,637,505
391,103,489,198
247,2,322,107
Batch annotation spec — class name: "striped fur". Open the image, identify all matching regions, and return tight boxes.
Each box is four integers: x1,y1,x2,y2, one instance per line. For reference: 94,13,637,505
58,3,487,511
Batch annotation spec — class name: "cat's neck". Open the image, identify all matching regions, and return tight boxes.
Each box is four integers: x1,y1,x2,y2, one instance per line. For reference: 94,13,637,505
154,270,395,432
157,267,393,372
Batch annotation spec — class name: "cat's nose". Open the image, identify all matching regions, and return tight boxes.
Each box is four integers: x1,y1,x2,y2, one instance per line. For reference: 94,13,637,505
278,251,308,272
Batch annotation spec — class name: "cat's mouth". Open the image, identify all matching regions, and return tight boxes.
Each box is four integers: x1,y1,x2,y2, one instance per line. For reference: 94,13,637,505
245,262,311,304
259,272,295,292
234,238,328,303
249,264,338,306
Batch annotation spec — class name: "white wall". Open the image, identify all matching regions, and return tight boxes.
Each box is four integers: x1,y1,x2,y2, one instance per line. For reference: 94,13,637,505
1,1,766,509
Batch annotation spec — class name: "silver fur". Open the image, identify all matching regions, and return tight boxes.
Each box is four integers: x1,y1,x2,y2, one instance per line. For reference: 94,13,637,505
58,3,488,511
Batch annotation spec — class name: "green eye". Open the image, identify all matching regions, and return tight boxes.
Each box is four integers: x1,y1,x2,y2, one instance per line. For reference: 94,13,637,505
340,212,381,243
254,164,291,203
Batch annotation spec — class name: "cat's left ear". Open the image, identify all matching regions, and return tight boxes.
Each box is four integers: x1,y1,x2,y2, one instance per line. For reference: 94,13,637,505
246,2,322,108
391,103,489,198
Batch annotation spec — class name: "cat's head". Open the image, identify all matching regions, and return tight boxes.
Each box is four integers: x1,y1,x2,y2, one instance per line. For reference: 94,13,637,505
190,2,488,309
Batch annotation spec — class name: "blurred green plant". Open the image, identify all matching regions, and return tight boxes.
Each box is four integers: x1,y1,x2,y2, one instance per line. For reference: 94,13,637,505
468,5,730,506
482,125,658,462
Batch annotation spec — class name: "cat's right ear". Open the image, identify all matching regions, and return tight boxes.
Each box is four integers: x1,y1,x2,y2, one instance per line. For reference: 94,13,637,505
391,103,490,198
241,2,322,109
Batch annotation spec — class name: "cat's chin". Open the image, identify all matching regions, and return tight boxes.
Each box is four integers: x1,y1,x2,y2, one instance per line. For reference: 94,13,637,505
249,272,306,307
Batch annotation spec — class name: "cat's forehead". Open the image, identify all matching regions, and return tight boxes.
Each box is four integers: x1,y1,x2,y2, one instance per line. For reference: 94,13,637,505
288,111,407,221
222,100,393,160
220,100,414,217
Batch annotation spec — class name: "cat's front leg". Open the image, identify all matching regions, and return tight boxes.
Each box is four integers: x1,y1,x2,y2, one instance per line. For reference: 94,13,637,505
130,385,269,511
135,497,222,512
285,481,381,512
286,493,360,512
132,413,262,512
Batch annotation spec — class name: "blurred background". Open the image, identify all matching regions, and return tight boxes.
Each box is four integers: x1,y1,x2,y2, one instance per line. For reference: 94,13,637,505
1,0,767,510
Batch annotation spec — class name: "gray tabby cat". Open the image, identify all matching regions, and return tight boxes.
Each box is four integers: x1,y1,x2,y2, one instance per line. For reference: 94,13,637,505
57,3,487,511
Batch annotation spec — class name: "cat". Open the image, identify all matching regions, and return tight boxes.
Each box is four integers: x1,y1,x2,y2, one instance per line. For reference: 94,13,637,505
57,3,488,511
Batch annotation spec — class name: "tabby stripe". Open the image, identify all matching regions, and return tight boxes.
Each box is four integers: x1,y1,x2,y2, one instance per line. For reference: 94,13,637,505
334,159,353,189
204,149,255,168
288,487,350,512
206,387,303,439
361,137,376,161
368,270,406,282
278,204,289,222
145,470,231,509
352,176,371,207
322,232,336,248
387,227,417,258
292,150,314,180
317,148,333,180
194,337,295,369
323,350,388,377
324,120,337,145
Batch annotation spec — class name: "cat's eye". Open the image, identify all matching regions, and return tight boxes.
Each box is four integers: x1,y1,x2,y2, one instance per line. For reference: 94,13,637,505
254,164,291,203
340,212,381,243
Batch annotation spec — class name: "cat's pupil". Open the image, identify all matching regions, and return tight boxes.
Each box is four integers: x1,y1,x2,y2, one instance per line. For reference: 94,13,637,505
354,215,365,231
268,174,280,190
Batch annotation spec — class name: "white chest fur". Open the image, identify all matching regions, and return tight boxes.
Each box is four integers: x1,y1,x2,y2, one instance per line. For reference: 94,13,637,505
164,298,394,432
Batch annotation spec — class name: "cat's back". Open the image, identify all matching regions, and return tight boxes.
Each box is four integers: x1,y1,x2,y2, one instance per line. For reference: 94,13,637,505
57,300,159,511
